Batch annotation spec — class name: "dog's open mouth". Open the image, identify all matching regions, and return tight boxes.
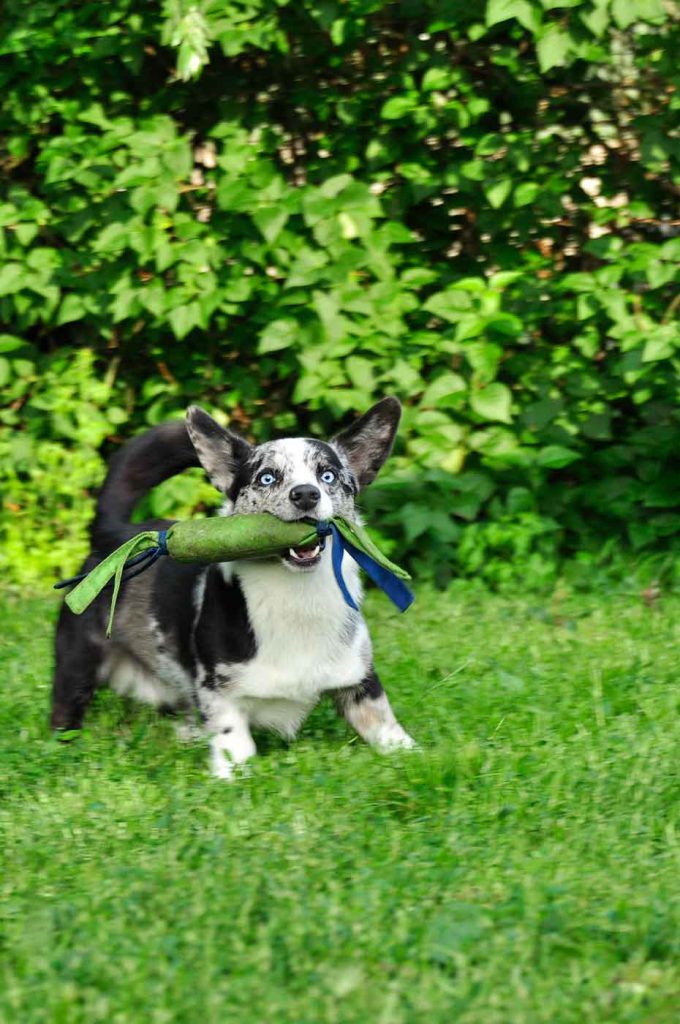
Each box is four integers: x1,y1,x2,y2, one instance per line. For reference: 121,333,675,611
284,540,322,569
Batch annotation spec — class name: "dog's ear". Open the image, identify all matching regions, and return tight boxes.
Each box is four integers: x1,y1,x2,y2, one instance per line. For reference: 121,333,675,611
186,406,252,493
332,397,401,489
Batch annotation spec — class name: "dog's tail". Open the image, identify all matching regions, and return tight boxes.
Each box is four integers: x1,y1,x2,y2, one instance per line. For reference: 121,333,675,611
91,420,200,551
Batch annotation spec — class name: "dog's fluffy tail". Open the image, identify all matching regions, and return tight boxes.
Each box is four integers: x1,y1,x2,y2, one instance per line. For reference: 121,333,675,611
91,420,200,551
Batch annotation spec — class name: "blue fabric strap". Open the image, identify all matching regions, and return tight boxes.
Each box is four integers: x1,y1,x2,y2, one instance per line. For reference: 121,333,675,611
317,521,414,613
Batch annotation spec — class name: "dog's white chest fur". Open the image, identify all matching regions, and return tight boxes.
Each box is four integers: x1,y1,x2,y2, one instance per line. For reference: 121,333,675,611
223,551,371,729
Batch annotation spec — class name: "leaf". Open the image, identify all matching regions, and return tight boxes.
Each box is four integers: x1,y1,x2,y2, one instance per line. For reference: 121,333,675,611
642,334,674,363
423,290,473,321
421,373,467,406
380,95,416,120
486,0,537,30
514,181,540,207
0,263,26,296
580,0,610,37
338,212,360,239
168,304,201,340
0,334,26,353
421,67,453,91
612,0,664,28
253,206,289,244
345,355,374,391
536,26,571,72
537,446,581,469
56,293,87,326
258,318,299,354
15,222,39,246
318,174,353,198
485,178,512,209
470,383,513,423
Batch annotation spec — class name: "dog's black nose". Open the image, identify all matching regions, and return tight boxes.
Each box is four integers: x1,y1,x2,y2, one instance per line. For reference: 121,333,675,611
289,484,320,511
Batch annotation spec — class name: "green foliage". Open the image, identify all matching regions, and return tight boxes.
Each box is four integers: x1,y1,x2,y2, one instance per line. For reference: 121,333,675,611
1,0,679,585
4,588,680,1019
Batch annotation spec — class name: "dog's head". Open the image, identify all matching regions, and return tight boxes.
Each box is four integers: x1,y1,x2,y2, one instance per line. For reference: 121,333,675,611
186,398,401,571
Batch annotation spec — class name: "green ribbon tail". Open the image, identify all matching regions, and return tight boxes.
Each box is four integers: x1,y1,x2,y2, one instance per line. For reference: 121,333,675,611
331,518,411,580
64,531,161,636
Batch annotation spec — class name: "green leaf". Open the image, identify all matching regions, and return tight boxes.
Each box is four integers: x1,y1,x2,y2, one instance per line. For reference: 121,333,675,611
253,206,289,244
486,0,538,30
642,331,675,363
338,212,360,239
0,263,26,296
612,0,664,28
345,355,374,391
168,304,201,340
380,95,416,120
470,383,512,423
485,179,512,209
421,373,467,406
580,0,610,37
15,222,39,246
514,182,540,207
56,293,87,326
258,318,299,354
0,334,26,353
537,445,581,469
421,67,453,91
424,290,473,322
536,26,571,71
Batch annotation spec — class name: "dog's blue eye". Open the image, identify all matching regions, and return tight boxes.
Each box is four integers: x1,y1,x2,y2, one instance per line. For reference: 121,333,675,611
259,471,276,486
320,469,336,485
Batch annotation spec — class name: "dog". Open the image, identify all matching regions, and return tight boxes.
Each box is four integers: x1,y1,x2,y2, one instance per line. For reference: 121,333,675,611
51,397,416,778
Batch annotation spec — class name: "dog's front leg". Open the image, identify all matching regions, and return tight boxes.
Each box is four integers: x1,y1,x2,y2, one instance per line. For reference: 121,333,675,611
198,686,256,780
333,666,416,753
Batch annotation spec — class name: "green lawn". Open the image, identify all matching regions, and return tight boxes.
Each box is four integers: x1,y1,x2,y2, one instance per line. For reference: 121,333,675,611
2,586,680,1023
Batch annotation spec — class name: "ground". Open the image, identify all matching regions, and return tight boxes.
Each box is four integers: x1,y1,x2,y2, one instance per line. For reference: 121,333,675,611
1,584,680,1023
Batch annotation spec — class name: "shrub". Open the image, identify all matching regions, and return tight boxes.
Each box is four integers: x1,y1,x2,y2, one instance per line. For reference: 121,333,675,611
1,1,679,586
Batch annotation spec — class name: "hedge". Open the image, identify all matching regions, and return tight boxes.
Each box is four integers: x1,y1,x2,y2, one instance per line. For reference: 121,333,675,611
1,0,679,588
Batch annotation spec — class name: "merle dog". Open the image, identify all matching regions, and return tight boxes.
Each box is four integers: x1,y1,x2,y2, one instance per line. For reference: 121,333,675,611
52,399,415,778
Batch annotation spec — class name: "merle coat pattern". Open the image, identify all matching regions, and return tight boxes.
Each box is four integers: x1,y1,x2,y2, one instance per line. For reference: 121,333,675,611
52,398,415,778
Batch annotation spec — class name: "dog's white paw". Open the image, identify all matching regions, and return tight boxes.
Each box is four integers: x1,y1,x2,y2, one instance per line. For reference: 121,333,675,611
375,725,419,754
210,751,254,782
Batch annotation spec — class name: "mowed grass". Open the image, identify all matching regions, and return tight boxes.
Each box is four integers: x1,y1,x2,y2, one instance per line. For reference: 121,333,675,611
2,585,680,1024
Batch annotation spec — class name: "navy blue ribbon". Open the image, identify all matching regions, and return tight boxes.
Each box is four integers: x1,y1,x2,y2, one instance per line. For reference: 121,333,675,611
316,521,414,613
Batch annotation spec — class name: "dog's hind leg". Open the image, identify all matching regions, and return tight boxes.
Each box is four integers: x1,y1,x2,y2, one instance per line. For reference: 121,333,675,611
50,604,104,731
333,666,416,753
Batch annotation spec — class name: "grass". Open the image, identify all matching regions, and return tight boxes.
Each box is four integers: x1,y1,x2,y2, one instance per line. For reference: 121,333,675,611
2,584,680,1023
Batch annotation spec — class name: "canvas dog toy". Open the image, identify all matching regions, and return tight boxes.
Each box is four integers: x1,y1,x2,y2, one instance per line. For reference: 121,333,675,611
55,514,414,636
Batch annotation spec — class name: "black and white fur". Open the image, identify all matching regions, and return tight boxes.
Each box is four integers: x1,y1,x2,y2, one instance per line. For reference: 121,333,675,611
51,398,415,779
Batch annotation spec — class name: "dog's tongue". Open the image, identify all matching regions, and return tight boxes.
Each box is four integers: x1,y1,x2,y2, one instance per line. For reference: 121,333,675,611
290,541,320,562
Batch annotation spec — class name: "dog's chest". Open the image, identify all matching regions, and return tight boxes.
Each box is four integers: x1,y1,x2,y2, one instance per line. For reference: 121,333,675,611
227,558,370,702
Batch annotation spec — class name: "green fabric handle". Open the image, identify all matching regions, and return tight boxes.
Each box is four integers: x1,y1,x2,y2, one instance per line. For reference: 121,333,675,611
65,530,161,636
62,513,410,637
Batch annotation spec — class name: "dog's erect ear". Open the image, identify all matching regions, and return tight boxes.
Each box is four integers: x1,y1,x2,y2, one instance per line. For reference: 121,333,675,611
186,406,252,493
332,397,401,489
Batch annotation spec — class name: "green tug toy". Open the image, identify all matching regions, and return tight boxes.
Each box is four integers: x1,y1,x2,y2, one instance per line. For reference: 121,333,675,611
57,513,414,637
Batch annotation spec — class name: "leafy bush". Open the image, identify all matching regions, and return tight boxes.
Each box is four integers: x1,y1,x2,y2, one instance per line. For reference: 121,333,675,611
1,0,679,587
